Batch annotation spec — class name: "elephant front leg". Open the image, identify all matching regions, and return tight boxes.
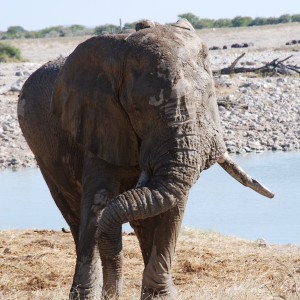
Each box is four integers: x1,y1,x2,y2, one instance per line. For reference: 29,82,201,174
70,190,105,299
71,156,123,299
131,203,186,300
98,225,123,299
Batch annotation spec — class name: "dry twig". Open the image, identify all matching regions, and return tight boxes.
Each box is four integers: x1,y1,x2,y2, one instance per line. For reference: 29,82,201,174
213,54,300,76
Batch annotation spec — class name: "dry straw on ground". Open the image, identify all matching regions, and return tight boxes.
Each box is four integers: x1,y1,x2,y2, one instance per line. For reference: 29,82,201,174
1,229,300,299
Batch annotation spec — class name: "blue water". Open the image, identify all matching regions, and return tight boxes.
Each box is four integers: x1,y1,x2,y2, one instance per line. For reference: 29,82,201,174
0,151,299,245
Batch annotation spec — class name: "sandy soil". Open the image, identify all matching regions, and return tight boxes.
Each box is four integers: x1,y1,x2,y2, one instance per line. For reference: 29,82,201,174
1,229,300,299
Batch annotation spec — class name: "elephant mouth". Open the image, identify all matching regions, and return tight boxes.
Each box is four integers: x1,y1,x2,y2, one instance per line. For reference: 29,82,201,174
135,170,150,188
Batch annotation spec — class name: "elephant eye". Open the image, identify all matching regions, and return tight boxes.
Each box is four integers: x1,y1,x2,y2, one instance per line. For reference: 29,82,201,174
133,105,142,114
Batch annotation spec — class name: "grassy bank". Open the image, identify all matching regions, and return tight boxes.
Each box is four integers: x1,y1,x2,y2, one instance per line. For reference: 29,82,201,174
1,229,300,299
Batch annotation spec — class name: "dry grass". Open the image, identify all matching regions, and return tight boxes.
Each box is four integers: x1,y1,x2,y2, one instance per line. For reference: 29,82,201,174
1,229,300,299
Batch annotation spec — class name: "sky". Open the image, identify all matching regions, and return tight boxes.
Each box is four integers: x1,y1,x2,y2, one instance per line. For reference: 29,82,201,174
1,0,300,31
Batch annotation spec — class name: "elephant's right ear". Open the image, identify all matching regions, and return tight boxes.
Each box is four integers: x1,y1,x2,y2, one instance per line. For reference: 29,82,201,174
51,37,139,167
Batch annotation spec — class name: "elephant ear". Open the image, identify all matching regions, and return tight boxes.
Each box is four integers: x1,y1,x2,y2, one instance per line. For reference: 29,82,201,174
171,19,195,31
51,36,139,166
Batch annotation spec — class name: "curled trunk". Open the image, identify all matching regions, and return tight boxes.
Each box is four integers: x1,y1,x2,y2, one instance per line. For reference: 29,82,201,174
97,135,203,256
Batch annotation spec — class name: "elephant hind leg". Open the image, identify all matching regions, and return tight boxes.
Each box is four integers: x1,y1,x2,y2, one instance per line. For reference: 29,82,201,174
38,164,80,244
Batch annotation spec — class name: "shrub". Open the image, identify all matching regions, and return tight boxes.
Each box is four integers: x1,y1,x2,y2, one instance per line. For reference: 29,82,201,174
0,42,23,62
291,14,300,22
122,22,137,30
94,24,120,35
278,14,291,23
231,16,252,27
213,19,232,28
5,26,26,39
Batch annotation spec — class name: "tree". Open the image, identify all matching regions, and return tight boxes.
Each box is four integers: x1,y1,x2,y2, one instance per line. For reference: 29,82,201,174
213,19,232,28
69,25,86,32
178,13,200,27
122,22,137,30
278,14,291,24
6,26,26,38
250,17,268,26
194,19,214,29
94,24,120,35
39,26,66,38
231,16,252,27
291,14,300,22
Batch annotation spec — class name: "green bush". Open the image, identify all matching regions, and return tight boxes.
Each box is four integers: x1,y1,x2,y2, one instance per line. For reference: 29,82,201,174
291,14,300,22
94,24,120,35
5,26,26,39
0,42,22,62
213,19,232,28
122,22,137,30
231,16,252,27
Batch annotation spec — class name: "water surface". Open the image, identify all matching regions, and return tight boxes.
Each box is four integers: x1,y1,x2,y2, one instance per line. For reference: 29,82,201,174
0,151,299,245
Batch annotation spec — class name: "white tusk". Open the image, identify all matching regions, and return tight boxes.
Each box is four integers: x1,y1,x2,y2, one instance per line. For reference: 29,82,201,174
218,152,274,199
136,171,149,188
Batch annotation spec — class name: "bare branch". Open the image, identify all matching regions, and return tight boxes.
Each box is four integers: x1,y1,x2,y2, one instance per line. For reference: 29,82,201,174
229,52,246,71
213,54,300,76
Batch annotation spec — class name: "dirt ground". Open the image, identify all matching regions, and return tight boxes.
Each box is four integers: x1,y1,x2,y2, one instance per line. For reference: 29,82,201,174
1,229,300,300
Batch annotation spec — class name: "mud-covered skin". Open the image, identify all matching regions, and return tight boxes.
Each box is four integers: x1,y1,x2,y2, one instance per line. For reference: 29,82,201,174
18,20,226,299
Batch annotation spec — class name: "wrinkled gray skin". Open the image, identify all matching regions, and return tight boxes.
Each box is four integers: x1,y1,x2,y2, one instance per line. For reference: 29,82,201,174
18,21,226,299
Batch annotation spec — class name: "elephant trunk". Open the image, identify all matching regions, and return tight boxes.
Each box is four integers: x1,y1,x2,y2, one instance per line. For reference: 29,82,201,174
98,136,202,256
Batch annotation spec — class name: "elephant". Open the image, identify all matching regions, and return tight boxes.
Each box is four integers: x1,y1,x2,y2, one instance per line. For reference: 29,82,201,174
17,19,274,299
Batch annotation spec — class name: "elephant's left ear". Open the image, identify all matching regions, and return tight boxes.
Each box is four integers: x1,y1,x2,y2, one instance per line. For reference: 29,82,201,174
51,37,139,167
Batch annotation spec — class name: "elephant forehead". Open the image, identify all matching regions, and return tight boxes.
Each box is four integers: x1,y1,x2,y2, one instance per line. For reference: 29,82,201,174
127,26,203,63
124,27,213,124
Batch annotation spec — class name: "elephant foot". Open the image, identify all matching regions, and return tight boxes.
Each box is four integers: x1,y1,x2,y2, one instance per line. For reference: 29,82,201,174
141,254,176,300
141,287,176,300
69,285,101,300
70,255,102,300
101,253,123,300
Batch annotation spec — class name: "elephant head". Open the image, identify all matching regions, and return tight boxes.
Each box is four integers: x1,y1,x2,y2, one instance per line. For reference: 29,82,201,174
51,19,273,298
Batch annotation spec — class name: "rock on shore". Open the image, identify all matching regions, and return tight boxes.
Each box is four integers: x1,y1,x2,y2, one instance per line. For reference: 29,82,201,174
0,63,39,169
216,74,300,154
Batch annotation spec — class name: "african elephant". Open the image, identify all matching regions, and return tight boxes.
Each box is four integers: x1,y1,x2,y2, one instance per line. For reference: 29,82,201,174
18,19,274,299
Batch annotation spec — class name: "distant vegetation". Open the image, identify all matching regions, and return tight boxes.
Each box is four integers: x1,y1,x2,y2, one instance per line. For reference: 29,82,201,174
178,13,300,29
0,42,23,62
1,13,299,40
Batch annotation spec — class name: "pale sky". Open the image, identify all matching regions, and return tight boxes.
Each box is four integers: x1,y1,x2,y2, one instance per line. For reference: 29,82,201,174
1,0,300,31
